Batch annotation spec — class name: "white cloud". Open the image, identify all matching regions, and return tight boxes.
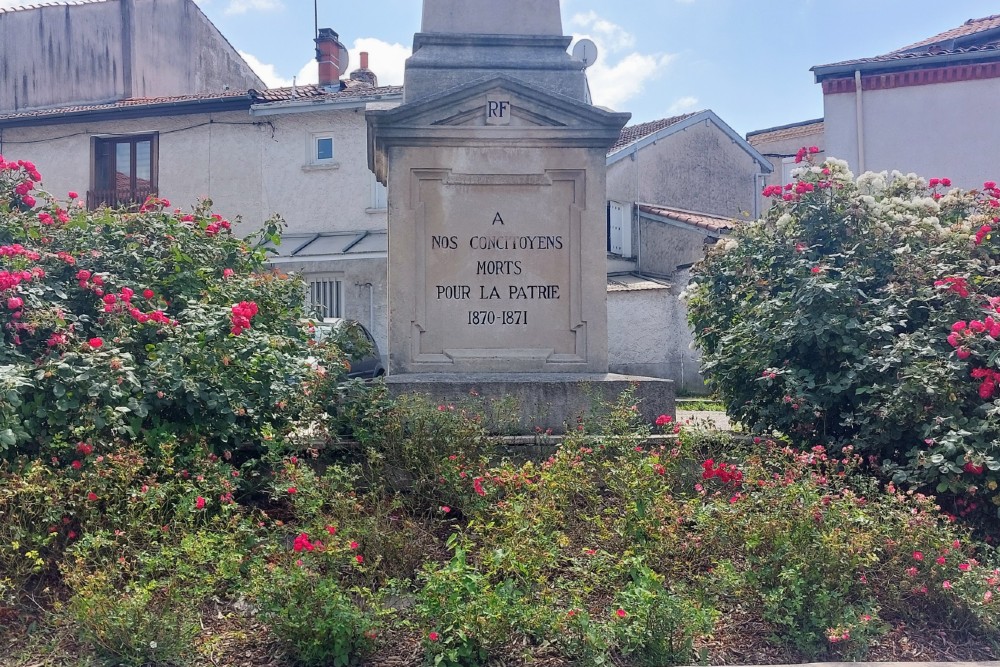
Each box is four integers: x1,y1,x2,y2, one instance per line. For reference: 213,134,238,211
238,50,293,88
570,11,635,52
568,12,676,110
349,38,410,86
240,37,409,91
667,96,699,115
224,0,282,16
586,51,676,110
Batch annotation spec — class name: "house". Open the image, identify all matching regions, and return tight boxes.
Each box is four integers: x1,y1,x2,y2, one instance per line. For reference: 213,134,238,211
0,0,263,113
0,3,403,354
603,110,771,393
812,13,1000,188
746,118,825,210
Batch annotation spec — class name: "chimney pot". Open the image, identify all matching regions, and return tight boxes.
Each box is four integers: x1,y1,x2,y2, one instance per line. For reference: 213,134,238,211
361,51,369,70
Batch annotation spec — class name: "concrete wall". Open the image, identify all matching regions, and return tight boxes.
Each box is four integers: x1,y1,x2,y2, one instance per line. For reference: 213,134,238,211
0,0,263,112
607,273,707,395
637,218,715,277
607,119,760,219
824,77,1000,188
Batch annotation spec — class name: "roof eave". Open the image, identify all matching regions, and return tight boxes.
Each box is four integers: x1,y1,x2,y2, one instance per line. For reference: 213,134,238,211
636,205,731,238
250,91,404,116
0,95,253,128
607,110,773,173
812,48,1000,82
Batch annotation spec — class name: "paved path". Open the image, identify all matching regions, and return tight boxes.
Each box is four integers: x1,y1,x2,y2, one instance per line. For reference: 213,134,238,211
676,409,732,431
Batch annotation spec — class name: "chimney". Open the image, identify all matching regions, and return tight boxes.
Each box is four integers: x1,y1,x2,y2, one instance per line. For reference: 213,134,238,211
315,28,348,89
349,51,378,87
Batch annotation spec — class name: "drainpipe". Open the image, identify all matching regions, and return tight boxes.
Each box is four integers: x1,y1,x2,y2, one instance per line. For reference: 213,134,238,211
854,70,866,173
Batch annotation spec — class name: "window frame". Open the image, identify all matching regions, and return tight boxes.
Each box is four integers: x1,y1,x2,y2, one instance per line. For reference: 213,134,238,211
88,133,159,210
306,276,344,319
307,132,338,168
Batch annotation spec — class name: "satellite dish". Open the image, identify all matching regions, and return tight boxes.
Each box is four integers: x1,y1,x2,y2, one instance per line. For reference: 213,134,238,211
338,45,350,74
572,39,599,69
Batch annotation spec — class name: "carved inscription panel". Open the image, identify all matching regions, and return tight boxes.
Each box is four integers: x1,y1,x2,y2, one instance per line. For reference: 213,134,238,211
413,171,583,359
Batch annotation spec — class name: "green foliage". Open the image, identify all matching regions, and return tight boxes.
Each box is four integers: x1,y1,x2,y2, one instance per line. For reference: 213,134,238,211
358,393,495,515
612,564,716,667
68,573,198,667
687,158,1000,523
414,543,522,667
257,567,375,667
0,157,347,458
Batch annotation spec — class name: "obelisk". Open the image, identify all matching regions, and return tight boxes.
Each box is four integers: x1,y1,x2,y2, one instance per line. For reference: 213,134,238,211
368,0,675,430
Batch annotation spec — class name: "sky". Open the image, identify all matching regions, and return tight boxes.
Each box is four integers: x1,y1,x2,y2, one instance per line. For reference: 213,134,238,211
1,0,997,136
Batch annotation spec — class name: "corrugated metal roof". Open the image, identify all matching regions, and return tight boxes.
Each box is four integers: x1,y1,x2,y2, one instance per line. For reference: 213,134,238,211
272,231,387,259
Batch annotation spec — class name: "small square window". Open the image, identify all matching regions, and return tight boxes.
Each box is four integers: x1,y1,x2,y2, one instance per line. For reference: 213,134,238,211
316,137,334,161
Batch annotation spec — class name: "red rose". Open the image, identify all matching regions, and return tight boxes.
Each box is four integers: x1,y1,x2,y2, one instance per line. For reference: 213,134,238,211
88,337,103,349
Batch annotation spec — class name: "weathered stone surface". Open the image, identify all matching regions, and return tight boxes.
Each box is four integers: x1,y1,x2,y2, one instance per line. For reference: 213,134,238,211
369,76,630,374
421,0,563,36
387,373,676,433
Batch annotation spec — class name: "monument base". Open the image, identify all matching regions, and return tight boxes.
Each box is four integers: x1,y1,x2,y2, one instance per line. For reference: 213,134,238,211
386,373,675,434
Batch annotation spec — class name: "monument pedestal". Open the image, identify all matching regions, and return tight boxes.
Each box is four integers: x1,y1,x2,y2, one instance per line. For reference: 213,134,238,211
368,0,673,434
386,373,675,434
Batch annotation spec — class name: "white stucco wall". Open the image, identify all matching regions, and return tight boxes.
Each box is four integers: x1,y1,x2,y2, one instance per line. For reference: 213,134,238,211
607,273,707,394
824,77,1000,188
0,108,385,235
0,104,390,347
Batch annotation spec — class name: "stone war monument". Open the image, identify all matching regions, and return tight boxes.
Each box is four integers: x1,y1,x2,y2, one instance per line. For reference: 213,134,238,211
367,0,675,431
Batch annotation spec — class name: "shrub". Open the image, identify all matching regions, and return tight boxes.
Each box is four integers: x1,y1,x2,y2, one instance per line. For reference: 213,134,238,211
68,572,198,667
0,155,345,458
257,567,375,667
686,156,1000,523
414,542,524,667
611,564,716,666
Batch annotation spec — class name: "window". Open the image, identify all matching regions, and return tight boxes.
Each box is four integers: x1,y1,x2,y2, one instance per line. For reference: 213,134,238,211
306,277,343,319
307,133,338,167
781,156,799,186
369,171,388,211
607,201,632,258
316,137,334,161
89,134,158,210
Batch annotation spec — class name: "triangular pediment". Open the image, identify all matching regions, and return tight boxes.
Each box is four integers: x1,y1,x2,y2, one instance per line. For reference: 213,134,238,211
370,74,628,130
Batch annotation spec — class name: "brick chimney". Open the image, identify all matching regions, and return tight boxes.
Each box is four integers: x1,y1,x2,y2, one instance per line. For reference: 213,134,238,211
315,28,348,89
349,51,378,87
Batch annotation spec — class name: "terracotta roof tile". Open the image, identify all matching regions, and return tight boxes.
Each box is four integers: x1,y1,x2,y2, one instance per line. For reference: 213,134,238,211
638,204,738,234
893,14,1000,53
747,119,824,146
0,91,251,121
0,0,108,14
815,15,1000,70
609,113,699,154
250,83,403,103
0,83,405,122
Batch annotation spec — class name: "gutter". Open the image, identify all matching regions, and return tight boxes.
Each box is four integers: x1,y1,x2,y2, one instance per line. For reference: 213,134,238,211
251,92,403,117
812,48,1000,82
0,96,253,129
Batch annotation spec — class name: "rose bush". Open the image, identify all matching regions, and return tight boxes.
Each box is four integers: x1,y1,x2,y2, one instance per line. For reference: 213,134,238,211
0,155,347,459
686,153,1000,525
